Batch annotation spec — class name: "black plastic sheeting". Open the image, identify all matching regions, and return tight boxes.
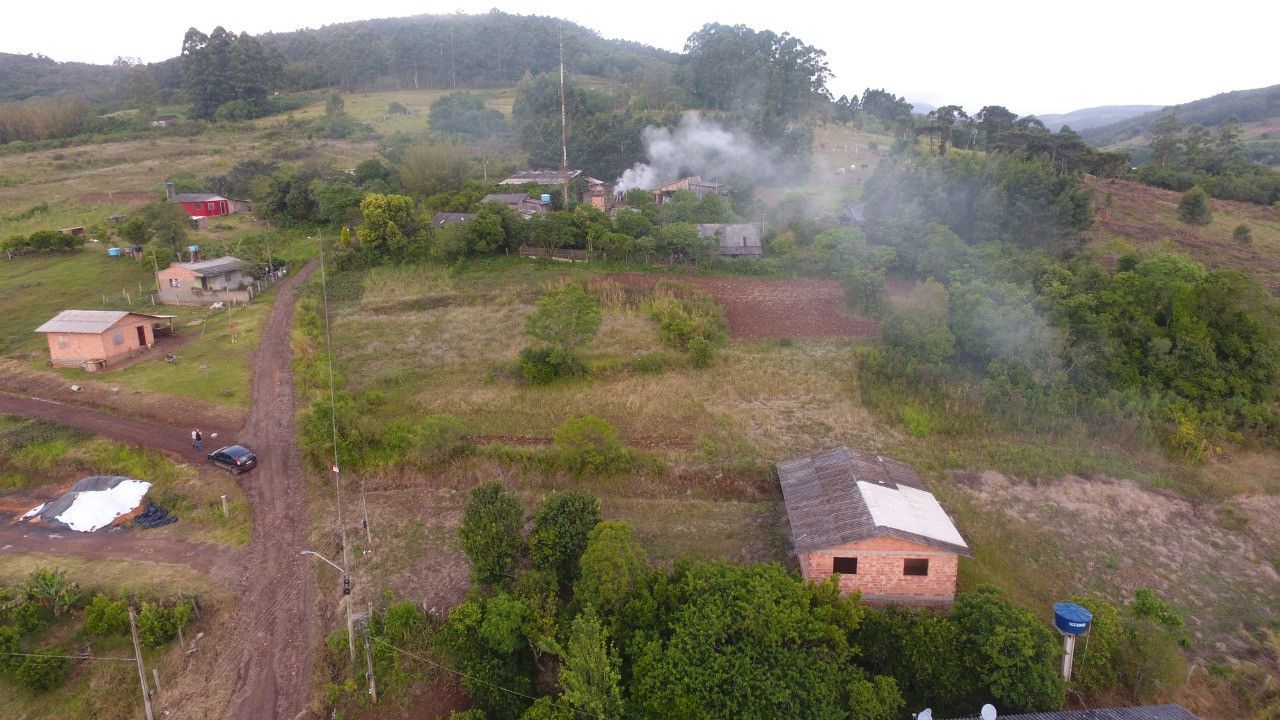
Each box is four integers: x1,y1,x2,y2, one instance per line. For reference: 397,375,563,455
132,502,177,529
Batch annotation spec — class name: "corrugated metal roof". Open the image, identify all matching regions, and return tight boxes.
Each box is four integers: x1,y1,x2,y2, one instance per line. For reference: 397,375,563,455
172,193,226,202
481,193,532,205
35,310,166,334
776,447,971,556
174,256,243,276
949,704,1200,720
432,213,477,227
497,170,581,185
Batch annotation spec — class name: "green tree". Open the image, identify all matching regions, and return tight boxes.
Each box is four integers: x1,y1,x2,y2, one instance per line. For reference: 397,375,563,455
574,521,652,618
525,284,602,353
559,606,625,720
429,91,509,139
953,587,1066,713
23,568,79,617
397,143,475,198
129,65,158,121
882,279,956,365
1177,185,1212,225
857,605,970,712
1148,109,1183,168
355,193,420,259
529,491,601,589
458,481,525,585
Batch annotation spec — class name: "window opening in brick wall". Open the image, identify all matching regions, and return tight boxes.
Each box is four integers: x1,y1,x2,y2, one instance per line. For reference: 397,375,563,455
833,557,858,575
903,558,929,576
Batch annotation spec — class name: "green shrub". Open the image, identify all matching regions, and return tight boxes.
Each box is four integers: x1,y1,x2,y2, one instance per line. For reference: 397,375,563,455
553,416,627,476
632,352,673,374
388,101,409,115
137,601,192,648
82,593,129,637
414,414,468,465
11,601,52,636
901,405,935,438
518,346,586,384
15,647,68,693
1176,186,1212,225
1233,223,1253,244
687,336,715,368
0,625,21,675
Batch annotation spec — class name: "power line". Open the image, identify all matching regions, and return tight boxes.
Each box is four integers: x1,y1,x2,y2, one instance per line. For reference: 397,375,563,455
0,651,135,662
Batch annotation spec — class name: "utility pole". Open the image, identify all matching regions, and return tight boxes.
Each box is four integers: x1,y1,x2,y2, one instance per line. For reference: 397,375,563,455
317,234,356,663
363,600,378,703
129,606,155,720
559,30,570,209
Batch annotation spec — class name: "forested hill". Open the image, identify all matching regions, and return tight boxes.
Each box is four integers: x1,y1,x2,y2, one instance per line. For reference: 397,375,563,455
0,11,676,105
1082,83,1280,164
1035,104,1159,132
0,53,128,104
255,11,676,90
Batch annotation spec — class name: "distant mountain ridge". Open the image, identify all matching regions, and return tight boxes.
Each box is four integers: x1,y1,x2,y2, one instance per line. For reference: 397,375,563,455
1035,104,1161,132
0,11,676,107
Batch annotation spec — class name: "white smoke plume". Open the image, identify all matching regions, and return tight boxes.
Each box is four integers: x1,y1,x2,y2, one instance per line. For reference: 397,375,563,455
614,112,771,195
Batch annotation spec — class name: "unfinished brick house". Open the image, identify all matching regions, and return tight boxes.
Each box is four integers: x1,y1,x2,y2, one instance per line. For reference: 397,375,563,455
155,256,252,306
35,310,173,371
777,446,971,606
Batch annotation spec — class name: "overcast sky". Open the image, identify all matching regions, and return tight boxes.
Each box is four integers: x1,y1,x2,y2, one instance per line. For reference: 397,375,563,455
4,0,1276,115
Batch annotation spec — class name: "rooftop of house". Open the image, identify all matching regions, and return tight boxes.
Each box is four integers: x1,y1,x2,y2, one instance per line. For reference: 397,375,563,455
656,176,726,192
171,256,244,276
776,446,971,556
481,192,537,205
35,310,170,335
948,704,1199,720
432,212,477,227
497,170,582,185
171,193,227,203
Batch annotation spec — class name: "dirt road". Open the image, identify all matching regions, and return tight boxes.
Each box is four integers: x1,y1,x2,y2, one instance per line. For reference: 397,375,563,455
0,523,238,576
210,259,318,720
0,391,236,463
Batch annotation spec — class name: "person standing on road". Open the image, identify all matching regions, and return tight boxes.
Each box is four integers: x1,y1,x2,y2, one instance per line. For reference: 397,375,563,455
194,428,204,453
191,429,198,448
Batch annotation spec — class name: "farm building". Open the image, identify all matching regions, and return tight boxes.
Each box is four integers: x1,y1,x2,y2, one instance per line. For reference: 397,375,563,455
480,192,550,217
583,177,610,210
777,446,971,606
697,223,763,257
653,176,728,204
497,169,581,186
948,704,1200,720
432,213,476,228
170,193,250,218
156,256,253,306
150,115,180,127
35,310,174,371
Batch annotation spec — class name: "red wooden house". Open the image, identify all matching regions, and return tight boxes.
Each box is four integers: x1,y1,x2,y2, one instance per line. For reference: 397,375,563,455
173,193,231,217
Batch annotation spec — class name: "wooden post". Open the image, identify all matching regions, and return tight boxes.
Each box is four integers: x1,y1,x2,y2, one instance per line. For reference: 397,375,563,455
152,667,162,697
363,601,378,703
221,495,229,518
177,623,185,649
129,606,155,720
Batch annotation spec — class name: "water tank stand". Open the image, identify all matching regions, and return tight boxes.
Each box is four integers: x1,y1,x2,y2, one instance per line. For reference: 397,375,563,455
1061,632,1076,681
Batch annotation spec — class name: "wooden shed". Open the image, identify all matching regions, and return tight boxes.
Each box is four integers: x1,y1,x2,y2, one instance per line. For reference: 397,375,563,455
777,446,971,607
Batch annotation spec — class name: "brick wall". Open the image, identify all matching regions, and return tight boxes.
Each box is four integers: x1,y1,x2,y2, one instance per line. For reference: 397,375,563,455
799,536,959,606
44,317,154,368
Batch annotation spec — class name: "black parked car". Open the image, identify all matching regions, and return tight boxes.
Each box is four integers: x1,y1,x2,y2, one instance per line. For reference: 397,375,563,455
207,445,257,475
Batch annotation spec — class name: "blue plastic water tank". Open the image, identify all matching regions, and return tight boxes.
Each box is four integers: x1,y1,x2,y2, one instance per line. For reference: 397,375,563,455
188,245,199,253
540,194,552,203
107,247,122,257
1053,602,1092,635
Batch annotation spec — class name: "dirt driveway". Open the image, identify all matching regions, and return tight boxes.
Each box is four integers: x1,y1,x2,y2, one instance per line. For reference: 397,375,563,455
607,272,879,341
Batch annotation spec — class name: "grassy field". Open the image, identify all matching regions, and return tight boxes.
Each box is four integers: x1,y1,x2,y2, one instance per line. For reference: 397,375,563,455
313,255,1280,671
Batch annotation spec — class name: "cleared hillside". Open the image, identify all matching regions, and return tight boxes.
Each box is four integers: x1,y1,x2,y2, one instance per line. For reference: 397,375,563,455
1086,175,1280,291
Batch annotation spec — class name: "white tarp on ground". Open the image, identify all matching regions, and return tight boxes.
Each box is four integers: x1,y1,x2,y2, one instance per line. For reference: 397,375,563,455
24,476,152,532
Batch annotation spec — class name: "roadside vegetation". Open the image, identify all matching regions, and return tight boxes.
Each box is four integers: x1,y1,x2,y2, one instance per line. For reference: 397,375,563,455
0,567,200,720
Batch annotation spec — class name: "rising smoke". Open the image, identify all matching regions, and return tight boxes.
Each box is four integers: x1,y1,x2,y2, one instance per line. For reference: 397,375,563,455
613,112,773,195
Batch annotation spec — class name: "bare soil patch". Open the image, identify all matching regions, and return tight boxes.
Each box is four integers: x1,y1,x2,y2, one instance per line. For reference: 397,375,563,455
607,272,879,341
959,471,1280,657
